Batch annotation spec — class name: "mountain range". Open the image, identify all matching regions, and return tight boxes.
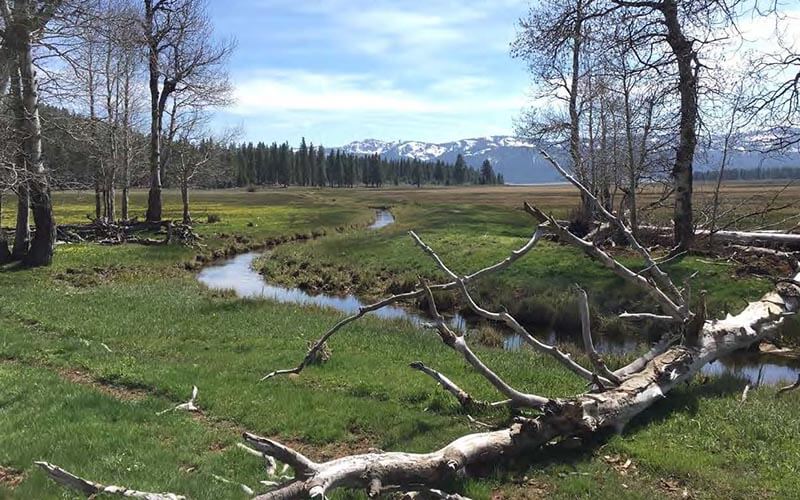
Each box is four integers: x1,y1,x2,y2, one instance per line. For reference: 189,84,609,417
340,135,800,184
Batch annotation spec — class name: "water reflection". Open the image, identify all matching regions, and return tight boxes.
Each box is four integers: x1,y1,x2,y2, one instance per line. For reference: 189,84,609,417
368,209,395,229
197,252,466,330
701,352,799,386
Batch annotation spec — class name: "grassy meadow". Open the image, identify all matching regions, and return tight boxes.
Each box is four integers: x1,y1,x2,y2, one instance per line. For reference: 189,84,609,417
1,185,800,499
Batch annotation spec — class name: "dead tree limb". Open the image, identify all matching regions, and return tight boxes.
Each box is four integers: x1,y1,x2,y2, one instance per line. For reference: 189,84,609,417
618,312,677,321
575,286,621,386
409,361,508,409
261,229,546,381
35,462,185,500
525,203,687,321
640,225,800,250
776,374,800,397
418,280,550,409
410,230,608,387
538,150,687,312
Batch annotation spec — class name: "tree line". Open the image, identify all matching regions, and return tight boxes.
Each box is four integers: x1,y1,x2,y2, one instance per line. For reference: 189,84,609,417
224,139,501,189
2,0,800,267
694,166,800,182
35,105,497,191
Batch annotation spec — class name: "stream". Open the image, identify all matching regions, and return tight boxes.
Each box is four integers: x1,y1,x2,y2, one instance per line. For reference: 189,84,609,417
197,209,799,387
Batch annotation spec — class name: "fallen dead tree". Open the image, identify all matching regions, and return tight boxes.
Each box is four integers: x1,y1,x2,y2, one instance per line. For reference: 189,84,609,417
56,219,201,246
639,225,800,250
38,151,800,499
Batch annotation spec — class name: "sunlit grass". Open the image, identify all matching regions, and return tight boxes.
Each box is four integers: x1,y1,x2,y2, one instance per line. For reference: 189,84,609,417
0,186,798,499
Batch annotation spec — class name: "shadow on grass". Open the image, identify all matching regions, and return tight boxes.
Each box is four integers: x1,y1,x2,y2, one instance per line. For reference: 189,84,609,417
622,375,745,434
425,375,748,496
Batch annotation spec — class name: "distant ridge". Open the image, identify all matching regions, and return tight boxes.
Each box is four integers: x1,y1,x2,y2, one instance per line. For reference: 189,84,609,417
340,133,800,184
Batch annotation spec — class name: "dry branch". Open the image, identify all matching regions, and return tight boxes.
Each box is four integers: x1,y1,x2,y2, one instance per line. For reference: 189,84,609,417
261,229,545,381
538,150,686,310
524,202,687,321
575,287,621,385
418,280,550,408
409,361,482,409
35,462,185,500
409,230,608,387
157,386,199,415
776,374,800,397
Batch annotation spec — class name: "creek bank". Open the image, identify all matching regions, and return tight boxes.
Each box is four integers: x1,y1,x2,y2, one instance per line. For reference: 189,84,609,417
197,209,800,386
184,210,387,271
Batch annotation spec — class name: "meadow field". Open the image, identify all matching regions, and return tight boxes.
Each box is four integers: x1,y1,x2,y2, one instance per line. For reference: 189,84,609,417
1,184,800,499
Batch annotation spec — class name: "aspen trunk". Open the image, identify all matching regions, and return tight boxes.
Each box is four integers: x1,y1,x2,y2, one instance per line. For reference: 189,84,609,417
663,0,697,252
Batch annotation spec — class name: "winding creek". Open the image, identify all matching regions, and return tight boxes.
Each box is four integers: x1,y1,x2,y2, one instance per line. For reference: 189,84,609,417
198,209,799,387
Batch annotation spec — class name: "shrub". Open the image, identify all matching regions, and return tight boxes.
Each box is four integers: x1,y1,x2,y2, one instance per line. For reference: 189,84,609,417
472,322,505,348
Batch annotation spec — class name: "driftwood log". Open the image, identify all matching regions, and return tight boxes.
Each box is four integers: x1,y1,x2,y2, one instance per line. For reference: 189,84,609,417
38,151,800,499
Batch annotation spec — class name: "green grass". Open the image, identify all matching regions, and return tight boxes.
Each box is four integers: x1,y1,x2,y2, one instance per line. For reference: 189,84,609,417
1,186,799,499
259,202,773,339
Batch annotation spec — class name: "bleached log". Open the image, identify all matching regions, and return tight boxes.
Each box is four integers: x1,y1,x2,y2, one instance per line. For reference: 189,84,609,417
640,225,800,250
249,271,799,500
729,245,800,262
35,462,185,500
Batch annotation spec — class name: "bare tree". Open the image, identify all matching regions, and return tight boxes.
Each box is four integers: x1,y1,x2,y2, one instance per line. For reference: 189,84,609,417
514,0,746,251
63,0,143,222
168,107,236,225
513,0,598,223
142,0,234,222
0,0,63,267
743,7,799,152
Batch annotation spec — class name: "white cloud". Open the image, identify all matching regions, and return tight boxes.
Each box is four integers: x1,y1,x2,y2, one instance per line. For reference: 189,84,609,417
231,70,525,116
231,71,438,114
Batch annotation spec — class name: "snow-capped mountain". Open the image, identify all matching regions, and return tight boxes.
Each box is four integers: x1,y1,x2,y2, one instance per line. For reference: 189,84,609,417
340,134,800,184
340,136,563,184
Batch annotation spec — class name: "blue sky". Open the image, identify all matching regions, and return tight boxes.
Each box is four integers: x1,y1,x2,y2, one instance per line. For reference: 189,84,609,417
207,0,532,146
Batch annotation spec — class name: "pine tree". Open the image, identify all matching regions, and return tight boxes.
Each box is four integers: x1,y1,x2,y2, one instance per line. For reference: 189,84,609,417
316,146,327,187
308,143,317,186
480,159,495,185
454,154,467,184
278,143,291,186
